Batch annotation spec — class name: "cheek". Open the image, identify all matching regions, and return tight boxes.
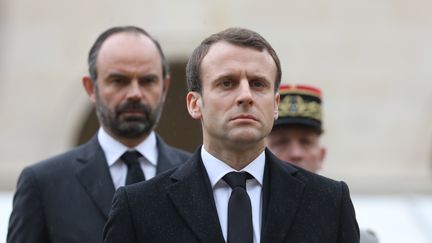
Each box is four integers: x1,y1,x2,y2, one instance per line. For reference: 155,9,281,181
101,92,125,109
202,98,220,115
309,148,321,159
104,93,120,105
264,99,278,118
270,142,289,154
275,145,288,155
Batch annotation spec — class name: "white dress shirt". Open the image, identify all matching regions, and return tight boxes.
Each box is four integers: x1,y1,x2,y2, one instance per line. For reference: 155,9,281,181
201,147,264,243
98,128,158,190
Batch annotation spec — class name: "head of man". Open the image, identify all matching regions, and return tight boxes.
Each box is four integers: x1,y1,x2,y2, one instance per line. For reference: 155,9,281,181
267,85,326,172
82,26,170,147
185,28,281,164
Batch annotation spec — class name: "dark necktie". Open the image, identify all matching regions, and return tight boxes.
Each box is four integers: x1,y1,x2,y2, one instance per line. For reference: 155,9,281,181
121,151,146,185
223,171,253,243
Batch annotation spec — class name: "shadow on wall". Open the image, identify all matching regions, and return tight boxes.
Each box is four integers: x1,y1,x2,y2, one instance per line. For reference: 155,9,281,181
74,61,202,153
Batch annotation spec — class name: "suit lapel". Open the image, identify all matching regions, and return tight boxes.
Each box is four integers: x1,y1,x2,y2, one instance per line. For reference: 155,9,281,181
75,136,115,219
261,150,305,243
166,149,225,243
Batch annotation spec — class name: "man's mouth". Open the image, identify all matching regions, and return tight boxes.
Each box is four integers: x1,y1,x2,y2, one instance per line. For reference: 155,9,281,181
121,110,144,115
118,110,147,120
231,114,258,121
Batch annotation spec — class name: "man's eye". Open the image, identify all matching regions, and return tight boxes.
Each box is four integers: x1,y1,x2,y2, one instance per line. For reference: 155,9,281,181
300,139,313,147
110,77,127,85
221,80,232,87
140,76,158,85
251,80,265,88
272,138,288,147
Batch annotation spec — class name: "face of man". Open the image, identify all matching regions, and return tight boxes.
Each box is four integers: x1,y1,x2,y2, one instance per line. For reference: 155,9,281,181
83,32,169,145
187,41,279,151
267,125,325,172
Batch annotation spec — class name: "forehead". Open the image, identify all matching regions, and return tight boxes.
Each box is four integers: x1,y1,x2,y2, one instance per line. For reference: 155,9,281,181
200,41,277,81
97,32,162,73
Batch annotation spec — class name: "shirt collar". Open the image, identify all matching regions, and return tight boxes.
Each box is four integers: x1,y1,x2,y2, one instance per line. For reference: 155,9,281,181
201,147,265,188
97,127,158,167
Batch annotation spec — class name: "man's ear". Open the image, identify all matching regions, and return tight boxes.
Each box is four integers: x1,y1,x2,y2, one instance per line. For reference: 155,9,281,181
274,92,280,120
186,91,202,120
82,76,96,103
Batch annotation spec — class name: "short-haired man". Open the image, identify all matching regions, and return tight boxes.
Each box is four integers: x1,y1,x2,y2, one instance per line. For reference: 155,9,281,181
7,26,190,243
103,27,359,243
267,84,378,243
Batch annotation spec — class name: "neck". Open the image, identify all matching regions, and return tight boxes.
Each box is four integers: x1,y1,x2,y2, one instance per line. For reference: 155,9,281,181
204,140,265,171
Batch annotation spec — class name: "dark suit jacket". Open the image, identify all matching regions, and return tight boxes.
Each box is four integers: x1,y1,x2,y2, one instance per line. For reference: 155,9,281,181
7,135,191,243
103,147,359,243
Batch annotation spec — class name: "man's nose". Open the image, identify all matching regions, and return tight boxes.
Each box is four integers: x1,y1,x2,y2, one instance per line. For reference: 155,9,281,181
236,80,253,106
125,81,143,101
286,143,304,163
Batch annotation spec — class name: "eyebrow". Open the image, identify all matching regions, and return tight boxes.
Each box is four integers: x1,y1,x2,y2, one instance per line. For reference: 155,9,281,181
213,71,271,81
106,73,128,79
106,73,159,80
246,72,272,81
213,73,237,81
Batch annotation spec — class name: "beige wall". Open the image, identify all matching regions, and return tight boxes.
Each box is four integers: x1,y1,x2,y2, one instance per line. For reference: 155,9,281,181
1,0,431,192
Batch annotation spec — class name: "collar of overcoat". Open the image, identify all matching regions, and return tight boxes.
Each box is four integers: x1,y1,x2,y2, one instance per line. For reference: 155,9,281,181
166,147,306,243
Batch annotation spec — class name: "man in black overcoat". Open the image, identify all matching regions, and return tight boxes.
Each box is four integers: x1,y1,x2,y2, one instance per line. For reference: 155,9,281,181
103,27,359,243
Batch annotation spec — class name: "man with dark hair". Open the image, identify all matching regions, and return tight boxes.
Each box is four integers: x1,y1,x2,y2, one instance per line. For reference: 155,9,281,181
267,84,379,243
185,27,282,93
7,26,190,243
103,27,359,243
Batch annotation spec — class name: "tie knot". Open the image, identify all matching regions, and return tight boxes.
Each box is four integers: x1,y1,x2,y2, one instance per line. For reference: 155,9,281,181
223,172,251,189
121,151,142,166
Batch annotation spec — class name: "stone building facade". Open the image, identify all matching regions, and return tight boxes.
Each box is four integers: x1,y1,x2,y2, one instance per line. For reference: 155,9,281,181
1,0,431,193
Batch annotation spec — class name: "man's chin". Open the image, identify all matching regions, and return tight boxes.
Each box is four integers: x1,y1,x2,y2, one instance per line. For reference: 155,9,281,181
119,114,147,122
228,130,265,146
117,131,149,139
113,123,151,139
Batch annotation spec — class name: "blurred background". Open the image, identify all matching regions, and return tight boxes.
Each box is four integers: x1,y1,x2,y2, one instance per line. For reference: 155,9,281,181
0,0,431,242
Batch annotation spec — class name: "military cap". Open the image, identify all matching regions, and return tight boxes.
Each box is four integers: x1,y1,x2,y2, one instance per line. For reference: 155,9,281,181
274,84,323,133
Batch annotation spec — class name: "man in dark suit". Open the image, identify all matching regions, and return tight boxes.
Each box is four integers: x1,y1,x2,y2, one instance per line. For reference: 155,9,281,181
7,26,190,243
103,27,359,243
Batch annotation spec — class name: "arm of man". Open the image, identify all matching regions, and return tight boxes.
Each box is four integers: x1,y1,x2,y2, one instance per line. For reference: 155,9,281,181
103,187,137,243
338,181,360,243
7,167,49,243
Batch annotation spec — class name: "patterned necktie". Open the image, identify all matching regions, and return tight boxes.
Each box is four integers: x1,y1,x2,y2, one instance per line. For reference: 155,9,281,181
223,171,253,243
121,151,146,185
